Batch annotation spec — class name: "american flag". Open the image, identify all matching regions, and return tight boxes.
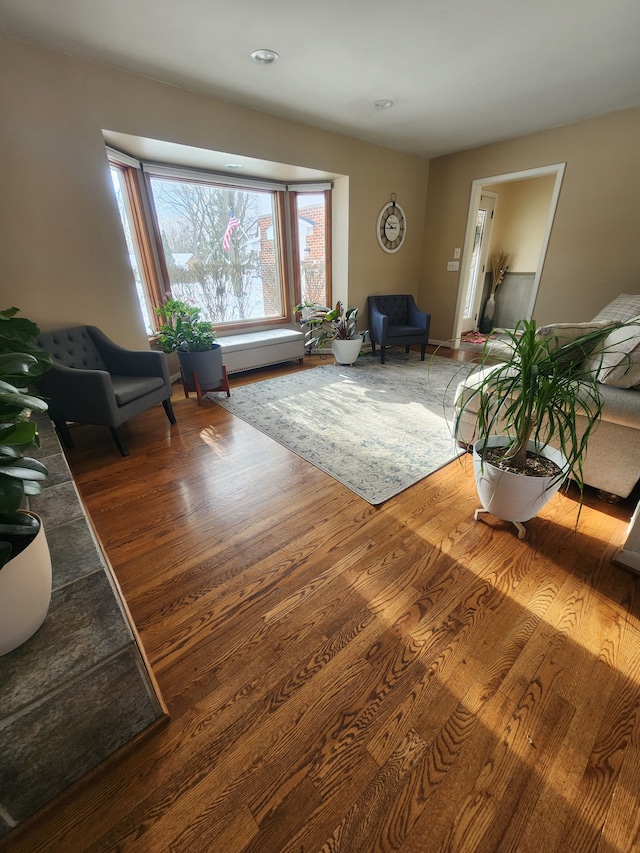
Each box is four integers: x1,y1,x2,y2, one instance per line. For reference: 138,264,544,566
222,209,240,251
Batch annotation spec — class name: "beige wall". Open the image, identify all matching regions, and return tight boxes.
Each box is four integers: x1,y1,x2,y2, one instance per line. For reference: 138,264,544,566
421,107,640,342
0,36,429,348
484,175,556,273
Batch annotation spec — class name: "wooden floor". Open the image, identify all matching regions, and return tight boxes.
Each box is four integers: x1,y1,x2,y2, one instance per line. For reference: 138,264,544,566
8,349,640,853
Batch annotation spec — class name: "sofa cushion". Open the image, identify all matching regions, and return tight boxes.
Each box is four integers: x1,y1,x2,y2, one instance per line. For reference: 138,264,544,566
582,320,640,388
536,320,611,351
592,293,640,324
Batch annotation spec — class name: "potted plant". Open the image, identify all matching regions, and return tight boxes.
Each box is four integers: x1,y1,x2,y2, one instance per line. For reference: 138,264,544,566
0,307,53,655
155,298,223,394
317,302,362,365
454,318,625,537
295,299,317,321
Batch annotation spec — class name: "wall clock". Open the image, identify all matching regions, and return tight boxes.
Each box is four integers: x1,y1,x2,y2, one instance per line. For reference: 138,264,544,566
376,195,407,253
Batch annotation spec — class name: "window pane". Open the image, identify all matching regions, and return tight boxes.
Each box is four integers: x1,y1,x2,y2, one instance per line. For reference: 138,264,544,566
110,167,154,334
148,177,283,324
295,192,328,307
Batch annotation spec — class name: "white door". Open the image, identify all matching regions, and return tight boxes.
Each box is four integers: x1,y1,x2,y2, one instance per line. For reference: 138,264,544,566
461,193,496,334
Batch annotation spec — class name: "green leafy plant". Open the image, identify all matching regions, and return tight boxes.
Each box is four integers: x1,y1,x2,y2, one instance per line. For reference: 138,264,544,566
315,302,359,348
455,318,627,489
154,298,218,353
0,308,52,568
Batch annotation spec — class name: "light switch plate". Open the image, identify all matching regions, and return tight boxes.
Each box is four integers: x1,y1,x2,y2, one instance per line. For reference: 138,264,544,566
447,261,460,271
453,248,461,259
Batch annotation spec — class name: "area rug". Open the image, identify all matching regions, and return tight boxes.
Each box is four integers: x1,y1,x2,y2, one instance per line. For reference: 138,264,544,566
208,352,475,505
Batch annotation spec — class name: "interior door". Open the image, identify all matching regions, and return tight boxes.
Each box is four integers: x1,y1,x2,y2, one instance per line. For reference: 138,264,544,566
461,193,496,333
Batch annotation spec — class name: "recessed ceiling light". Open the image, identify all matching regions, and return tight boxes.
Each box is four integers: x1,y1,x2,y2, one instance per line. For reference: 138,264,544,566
374,99,394,110
251,49,279,65
225,163,243,170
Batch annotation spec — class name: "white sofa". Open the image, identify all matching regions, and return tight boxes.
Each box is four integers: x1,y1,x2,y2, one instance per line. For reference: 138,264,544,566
454,294,640,499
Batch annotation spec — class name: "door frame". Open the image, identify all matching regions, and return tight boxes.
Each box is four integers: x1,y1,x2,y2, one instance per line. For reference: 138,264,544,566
452,162,566,346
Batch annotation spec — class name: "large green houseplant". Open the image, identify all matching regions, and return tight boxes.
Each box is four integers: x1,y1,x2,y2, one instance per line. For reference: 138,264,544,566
0,307,53,654
454,318,626,535
155,298,223,395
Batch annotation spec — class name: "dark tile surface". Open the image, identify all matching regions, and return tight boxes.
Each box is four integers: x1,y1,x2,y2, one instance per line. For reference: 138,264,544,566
0,648,159,826
29,480,84,529
0,415,163,835
0,570,134,718
48,517,105,590
37,451,71,488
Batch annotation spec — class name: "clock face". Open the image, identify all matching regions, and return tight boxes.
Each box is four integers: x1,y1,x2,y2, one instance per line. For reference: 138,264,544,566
377,202,406,253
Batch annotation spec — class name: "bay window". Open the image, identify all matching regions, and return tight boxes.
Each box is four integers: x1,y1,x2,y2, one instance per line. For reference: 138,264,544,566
107,150,331,334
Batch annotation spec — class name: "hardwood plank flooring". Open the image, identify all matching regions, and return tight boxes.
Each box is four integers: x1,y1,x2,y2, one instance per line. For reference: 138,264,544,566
6,349,640,853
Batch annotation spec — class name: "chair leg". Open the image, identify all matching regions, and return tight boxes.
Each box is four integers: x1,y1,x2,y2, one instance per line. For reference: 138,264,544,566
110,427,129,457
380,346,386,364
163,398,177,424
405,345,410,354
420,342,427,361
54,420,74,449
371,340,376,353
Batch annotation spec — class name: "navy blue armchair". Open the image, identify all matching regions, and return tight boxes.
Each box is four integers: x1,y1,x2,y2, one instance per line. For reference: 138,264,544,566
368,295,431,364
35,325,176,456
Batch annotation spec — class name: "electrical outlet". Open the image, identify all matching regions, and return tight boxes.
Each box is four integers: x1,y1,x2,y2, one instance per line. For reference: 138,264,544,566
447,261,459,271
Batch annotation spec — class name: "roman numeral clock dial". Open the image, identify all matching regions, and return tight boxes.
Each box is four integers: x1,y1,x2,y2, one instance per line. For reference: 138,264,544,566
376,196,406,253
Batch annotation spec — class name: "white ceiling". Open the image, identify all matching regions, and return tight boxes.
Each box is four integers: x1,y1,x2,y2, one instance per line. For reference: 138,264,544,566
3,0,640,159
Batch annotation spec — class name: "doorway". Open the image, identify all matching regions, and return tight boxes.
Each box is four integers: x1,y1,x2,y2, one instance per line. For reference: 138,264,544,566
453,163,565,346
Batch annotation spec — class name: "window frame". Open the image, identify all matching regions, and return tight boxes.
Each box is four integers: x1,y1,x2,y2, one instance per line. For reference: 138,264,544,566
290,188,332,311
107,148,332,335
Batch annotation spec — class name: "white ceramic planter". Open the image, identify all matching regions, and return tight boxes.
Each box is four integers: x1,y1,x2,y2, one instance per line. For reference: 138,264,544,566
473,437,568,523
0,514,52,656
332,336,363,365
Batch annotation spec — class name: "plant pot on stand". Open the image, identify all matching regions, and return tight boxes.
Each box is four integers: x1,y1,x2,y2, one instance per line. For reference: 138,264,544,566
331,336,363,366
473,437,568,540
178,345,229,405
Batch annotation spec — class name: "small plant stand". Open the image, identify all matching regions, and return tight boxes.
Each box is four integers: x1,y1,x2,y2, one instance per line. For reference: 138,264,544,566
474,507,527,540
181,365,231,405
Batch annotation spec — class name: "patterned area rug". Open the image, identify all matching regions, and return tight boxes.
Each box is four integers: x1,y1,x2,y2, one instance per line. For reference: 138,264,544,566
208,352,474,504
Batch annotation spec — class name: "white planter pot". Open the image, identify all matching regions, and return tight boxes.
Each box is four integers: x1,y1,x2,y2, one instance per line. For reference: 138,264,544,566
0,514,52,656
332,336,363,365
473,437,568,523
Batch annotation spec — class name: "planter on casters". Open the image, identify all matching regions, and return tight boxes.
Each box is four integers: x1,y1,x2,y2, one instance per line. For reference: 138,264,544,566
178,345,230,405
331,336,363,366
473,436,569,540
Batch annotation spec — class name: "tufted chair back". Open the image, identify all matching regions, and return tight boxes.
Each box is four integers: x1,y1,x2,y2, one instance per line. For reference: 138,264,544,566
36,326,108,371
373,295,411,326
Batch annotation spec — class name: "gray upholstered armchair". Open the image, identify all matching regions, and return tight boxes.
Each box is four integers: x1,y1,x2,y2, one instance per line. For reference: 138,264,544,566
368,295,431,364
34,325,176,456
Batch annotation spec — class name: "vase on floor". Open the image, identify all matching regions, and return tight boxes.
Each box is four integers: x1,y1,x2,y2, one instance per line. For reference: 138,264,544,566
479,295,496,334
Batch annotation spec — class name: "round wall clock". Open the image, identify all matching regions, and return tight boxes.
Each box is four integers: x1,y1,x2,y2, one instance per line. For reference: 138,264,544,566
376,196,407,253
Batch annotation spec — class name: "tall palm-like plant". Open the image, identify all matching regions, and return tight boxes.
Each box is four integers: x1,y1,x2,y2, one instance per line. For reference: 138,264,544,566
456,318,625,488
